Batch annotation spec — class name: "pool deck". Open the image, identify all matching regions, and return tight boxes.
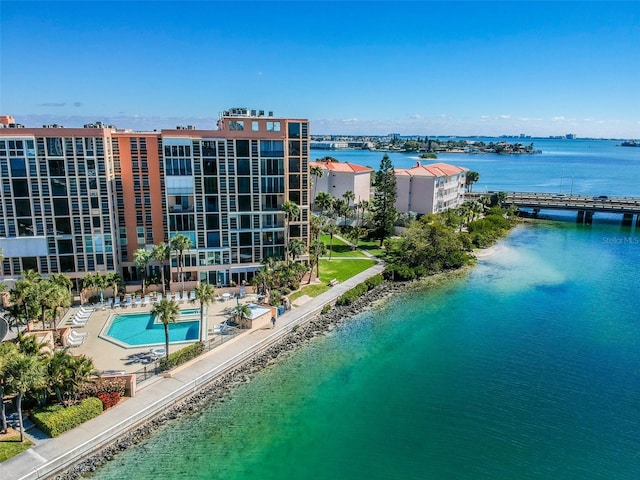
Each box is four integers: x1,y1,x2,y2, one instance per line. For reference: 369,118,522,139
0,261,386,480
62,293,260,373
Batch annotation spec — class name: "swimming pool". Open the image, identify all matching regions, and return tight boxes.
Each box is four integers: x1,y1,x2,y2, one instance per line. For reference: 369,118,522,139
101,309,201,347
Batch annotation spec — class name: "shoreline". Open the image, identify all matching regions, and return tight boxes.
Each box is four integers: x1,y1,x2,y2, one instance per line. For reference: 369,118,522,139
53,240,513,478
53,279,412,479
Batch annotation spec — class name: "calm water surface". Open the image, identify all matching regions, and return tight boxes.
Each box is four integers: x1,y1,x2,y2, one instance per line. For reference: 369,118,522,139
90,141,640,479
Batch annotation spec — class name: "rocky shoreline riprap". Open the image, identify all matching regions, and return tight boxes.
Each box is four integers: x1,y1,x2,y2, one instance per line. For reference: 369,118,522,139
53,280,409,480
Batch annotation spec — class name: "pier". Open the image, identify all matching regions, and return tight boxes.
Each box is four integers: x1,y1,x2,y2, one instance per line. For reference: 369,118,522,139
465,192,640,225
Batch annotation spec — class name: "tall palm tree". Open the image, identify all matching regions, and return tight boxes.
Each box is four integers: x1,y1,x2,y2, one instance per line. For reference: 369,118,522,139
6,351,46,441
325,222,339,261
104,272,123,302
152,243,171,294
343,190,355,207
34,279,58,330
308,238,327,284
151,299,179,360
134,248,152,293
0,341,17,434
232,303,252,329
310,165,324,210
50,273,73,296
194,283,216,342
315,192,333,216
11,276,38,331
287,238,306,263
170,234,192,291
280,201,300,263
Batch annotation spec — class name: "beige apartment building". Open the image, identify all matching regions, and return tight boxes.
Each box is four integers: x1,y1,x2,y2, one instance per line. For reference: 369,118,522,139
395,162,467,215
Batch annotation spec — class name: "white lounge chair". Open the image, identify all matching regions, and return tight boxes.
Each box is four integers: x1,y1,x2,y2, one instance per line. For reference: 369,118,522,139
143,295,151,307
189,290,196,301
156,292,163,303
113,297,121,308
123,296,132,308
71,318,89,328
68,330,88,340
67,335,85,347
166,292,173,301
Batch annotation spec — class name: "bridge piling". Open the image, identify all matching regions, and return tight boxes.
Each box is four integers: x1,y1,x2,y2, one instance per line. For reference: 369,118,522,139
577,211,585,223
622,213,634,226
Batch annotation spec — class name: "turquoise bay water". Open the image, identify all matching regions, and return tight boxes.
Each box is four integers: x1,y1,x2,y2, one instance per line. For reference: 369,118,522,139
92,221,640,479
90,141,640,479
105,310,200,346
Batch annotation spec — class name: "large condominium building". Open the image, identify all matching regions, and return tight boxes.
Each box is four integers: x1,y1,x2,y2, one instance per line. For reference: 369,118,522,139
0,108,310,292
395,162,468,215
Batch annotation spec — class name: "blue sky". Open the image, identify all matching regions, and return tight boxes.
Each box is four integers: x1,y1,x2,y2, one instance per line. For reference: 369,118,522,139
2,1,639,137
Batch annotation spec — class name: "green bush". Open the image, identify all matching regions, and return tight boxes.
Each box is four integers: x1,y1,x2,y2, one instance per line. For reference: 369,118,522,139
336,282,369,306
383,264,416,282
321,304,332,314
31,397,103,437
159,342,205,371
364,274,383,290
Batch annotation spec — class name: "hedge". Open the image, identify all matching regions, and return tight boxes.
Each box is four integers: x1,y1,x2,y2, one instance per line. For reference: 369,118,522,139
31,397,103,437
335,274,384,307
159,341,205,371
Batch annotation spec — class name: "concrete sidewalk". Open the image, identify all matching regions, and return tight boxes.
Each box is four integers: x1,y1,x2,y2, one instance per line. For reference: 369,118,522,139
1,262,384,480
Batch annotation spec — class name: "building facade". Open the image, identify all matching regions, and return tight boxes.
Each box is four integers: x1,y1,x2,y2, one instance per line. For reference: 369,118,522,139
0,108,310,291
395,162,467,215
310,160,373,209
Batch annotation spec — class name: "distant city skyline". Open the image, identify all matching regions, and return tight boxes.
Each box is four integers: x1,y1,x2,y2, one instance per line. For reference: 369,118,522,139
2,1,639,138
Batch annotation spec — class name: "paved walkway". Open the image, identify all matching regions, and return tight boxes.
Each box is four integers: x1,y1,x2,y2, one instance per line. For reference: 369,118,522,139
1,262,385,480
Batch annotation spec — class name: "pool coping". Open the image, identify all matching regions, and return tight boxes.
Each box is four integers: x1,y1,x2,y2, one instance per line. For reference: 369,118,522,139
98,309,203,349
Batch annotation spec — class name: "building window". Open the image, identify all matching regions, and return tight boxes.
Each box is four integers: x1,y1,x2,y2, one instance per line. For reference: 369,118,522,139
267,121,281,132
229,120,244,131
252,121,259,131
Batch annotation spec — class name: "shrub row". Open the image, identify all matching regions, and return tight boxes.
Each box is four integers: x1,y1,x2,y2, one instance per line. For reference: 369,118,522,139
77,377,126,398
97,391,121,410
159,341,205,371
31,397,103,437
335,274,384,306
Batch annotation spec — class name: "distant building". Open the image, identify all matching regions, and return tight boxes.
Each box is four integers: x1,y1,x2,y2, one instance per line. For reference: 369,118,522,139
310,141,349,149
395,162,467,214
310,160,373,208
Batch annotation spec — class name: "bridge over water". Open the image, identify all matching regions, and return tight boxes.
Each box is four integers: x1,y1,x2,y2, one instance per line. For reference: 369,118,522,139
465,192,640,225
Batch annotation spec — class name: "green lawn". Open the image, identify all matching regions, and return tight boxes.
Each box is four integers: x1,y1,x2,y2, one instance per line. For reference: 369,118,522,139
289,257,377,302
357,238,388,258
320,234,367,258
0,430,33,462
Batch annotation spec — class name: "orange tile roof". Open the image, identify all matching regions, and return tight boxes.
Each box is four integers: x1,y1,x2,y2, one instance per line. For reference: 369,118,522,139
311,161,373,173
396,162,468,177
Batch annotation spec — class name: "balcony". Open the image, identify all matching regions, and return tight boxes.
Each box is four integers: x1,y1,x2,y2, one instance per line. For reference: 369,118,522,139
169,204,194,213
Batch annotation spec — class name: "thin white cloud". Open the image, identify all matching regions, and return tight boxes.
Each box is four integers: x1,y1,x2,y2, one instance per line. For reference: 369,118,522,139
498,114,511,119
552,116,566,121
408,114,422,119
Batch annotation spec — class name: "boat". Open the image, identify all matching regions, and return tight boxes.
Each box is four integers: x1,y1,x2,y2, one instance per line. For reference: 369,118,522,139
621,140,639,147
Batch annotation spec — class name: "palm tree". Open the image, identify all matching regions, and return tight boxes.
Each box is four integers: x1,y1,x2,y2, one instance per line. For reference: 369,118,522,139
6,351,46,441
280,201,300,263
314,192,333,216
308,238,327,283
134,248,152,293
151,299,179,360
104,272,123,302
324,222,339,260
333,198,351,226
170,234,192,291
288,238,306,263
34,279,58,330
343,190,355,207
232,303,252,329
0,341,17,434
152,243,171,294
310,165,324,210
11,276,38,331
194,283,216,342
465,171,480,192
50,273,73,296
